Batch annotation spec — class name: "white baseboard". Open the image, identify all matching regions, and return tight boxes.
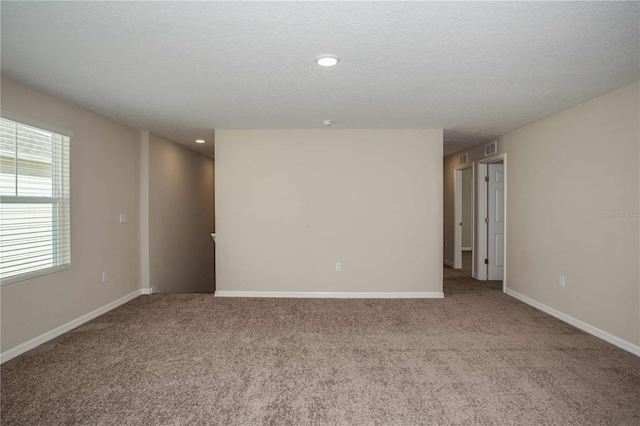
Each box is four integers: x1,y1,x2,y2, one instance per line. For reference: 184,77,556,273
1,289,145,364
141,287,153,295
215,291,444,299
443,260,454,268
462,247,472,251
505,288,639,357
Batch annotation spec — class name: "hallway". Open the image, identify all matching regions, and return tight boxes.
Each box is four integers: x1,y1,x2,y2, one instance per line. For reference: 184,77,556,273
444,252,502,295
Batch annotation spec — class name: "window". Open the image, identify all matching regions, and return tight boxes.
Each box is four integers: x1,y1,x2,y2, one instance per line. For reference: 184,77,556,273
0,115,71,285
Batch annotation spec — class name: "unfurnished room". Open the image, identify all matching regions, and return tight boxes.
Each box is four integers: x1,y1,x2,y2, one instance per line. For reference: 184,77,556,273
0,1,639,425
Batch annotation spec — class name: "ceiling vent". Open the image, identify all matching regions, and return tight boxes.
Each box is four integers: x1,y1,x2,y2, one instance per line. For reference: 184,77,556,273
459,153,468,164
485,141,497,156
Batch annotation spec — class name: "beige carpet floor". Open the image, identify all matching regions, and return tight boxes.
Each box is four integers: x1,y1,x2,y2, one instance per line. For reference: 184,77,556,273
2,267,639,425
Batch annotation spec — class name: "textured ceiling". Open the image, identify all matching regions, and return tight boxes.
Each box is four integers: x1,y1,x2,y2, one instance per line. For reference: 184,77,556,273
1,1,638,157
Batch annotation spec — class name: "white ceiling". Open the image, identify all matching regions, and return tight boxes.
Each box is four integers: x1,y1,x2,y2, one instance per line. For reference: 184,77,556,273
1,1,638,157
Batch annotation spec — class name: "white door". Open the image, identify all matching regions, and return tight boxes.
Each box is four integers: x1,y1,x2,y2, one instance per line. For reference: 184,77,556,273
487,163,504,280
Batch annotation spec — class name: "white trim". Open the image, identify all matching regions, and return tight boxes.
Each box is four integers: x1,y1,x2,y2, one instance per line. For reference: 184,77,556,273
0,109,73,137
0,289,144,364
462,247,472,251
506,288,639,357
443,259,454,268
141,287,153,295
215,291,444,299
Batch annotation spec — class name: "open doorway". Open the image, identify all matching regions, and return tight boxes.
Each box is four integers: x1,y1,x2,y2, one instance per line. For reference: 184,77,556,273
454,164,474,277
476,154,507,292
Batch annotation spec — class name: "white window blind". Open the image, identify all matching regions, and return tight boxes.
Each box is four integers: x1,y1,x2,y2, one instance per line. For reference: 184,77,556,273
0,116,71,285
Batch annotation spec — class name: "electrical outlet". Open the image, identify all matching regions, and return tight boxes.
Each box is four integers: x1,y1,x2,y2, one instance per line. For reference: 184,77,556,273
119,213,127,224
102,271,109,283
335,263,341,272
559,275,565,288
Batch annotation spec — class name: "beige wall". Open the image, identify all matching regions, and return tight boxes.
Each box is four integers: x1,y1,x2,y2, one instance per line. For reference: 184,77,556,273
444,81,640,346
148,133,215,293
0,77,141,352
215,129,443,294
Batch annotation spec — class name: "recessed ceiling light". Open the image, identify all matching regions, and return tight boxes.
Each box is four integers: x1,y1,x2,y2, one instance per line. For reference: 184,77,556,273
195,139,206,144
317,55,339,67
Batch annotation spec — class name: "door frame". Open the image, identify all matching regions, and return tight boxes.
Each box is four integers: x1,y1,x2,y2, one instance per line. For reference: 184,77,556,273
453,163,475,276
476,153,507,292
